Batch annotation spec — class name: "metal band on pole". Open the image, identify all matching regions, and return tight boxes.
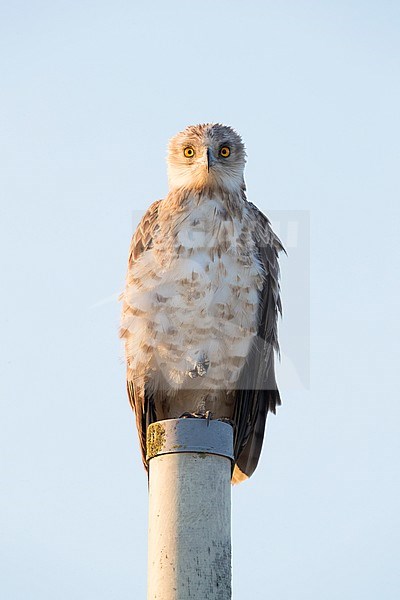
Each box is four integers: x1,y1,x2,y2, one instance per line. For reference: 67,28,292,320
147,418,233,600
146,418,235,461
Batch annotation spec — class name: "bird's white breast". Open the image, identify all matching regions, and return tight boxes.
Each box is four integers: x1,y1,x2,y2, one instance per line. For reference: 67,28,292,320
122,195,264,391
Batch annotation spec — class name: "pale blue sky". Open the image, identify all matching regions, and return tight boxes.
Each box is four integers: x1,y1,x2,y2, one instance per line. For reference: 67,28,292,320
1,1,399,598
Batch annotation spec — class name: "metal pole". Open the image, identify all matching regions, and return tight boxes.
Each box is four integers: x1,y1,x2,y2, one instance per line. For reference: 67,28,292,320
146,418,233,600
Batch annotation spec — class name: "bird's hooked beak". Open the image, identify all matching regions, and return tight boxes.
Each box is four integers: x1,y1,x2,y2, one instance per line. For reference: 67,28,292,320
207,147,216,172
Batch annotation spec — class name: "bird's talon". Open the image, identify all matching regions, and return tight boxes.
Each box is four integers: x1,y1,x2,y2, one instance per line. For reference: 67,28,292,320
179,411,214,421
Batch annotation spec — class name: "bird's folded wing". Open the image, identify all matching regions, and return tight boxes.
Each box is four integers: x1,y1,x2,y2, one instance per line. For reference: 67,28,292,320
121,199,162,467
231,202,284,482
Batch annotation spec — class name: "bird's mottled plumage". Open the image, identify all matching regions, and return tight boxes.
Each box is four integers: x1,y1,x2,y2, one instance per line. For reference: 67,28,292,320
120,123,283,483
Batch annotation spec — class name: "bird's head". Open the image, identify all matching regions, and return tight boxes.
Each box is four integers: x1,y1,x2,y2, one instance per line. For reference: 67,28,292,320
167,123,246,193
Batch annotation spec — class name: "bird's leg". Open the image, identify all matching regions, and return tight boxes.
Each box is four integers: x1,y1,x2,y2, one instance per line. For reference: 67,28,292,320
186,357,210,379
196,359,210,377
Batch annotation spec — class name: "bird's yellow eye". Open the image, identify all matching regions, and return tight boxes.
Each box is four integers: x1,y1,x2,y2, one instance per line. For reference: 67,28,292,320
183,147,195,158
220,146,230,158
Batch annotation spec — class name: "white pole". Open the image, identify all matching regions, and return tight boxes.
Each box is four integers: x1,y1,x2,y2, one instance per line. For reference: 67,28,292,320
146,418,233,600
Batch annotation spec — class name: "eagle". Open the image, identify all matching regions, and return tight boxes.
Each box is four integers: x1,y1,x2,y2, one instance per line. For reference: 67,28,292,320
120,123,284,483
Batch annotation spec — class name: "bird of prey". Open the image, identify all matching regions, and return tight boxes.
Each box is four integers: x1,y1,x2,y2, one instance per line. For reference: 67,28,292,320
120,123,283,483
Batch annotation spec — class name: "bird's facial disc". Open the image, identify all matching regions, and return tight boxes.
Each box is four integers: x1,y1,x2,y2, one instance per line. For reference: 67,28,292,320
167,124,246,191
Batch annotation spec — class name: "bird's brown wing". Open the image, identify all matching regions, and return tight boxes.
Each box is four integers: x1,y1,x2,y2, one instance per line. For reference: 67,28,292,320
231,203,284,483
120,200,161,468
